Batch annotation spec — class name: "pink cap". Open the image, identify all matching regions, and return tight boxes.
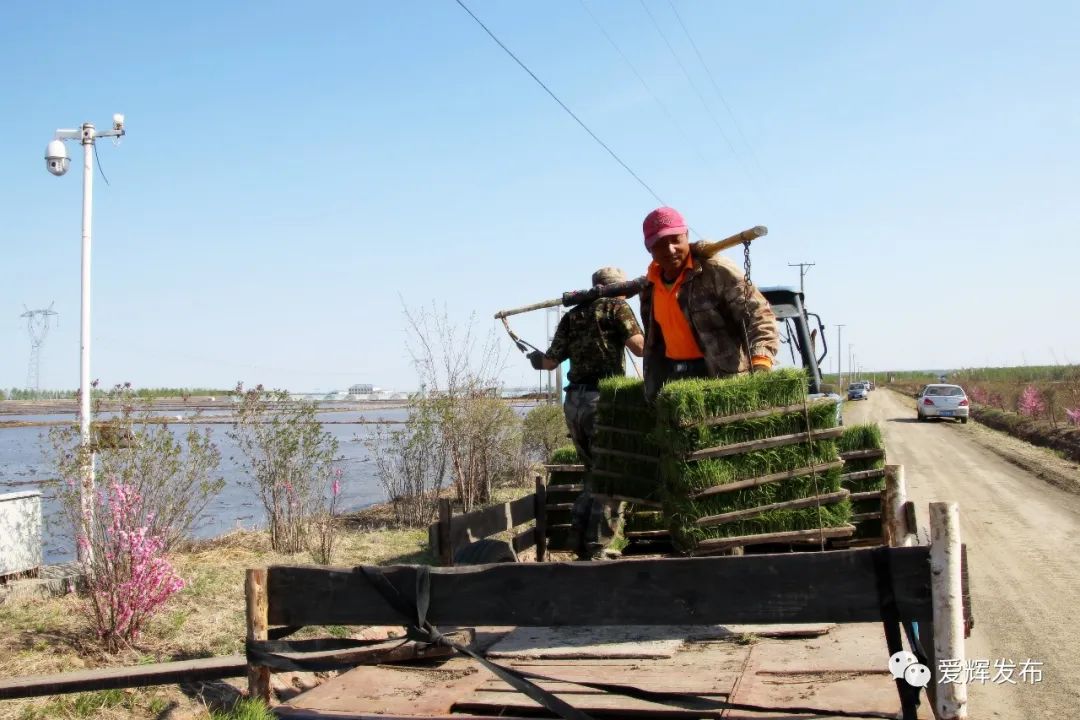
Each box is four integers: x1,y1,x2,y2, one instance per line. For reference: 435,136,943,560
643,207,688,250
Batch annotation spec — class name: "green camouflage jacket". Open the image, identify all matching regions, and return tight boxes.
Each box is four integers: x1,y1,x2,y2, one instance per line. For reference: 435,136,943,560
546,298,643,385
639,243,778,399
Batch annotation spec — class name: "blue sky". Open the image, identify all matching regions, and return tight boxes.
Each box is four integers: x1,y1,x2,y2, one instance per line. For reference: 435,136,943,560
1,1,1077,392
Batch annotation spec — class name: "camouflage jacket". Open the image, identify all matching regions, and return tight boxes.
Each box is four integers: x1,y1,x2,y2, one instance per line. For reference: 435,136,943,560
546,297,643,385
639,243,779,399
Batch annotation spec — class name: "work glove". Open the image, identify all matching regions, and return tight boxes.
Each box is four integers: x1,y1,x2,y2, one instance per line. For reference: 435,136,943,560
751,355,773,373
527,350,546,370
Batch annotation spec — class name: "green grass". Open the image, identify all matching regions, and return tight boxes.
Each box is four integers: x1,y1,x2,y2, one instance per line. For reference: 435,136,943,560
653,369,810,430
839,423,887,538
211,699,275,720
547,445,579,465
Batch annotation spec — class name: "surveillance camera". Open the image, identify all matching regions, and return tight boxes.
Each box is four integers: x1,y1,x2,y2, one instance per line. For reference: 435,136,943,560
45,139,69,177
112,113,125,132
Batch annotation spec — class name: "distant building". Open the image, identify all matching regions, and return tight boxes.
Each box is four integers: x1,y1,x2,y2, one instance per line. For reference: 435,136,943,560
348,383,374,395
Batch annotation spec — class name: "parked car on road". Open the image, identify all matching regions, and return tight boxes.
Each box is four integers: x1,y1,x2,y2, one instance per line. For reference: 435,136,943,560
847,383,869,401
917,384,969,423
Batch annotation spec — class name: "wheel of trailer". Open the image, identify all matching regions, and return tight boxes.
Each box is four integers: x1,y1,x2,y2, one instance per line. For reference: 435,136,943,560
453,538,517,565
960,417,968,424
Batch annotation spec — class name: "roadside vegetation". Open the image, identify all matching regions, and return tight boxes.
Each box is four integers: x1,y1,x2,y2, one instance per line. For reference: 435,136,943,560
3,321,566,719
2,388,231,402
875,365,1080,461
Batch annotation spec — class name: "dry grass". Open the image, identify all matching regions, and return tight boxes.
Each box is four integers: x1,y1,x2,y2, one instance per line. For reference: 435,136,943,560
0,520,431,720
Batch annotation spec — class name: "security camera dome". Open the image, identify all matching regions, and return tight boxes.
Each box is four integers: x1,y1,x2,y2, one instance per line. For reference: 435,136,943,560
45,139,69,177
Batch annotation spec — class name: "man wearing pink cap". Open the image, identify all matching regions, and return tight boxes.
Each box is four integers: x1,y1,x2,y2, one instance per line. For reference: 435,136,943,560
639,207,778,400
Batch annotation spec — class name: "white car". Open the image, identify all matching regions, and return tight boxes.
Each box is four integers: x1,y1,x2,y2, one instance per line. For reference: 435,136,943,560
916,384,969,423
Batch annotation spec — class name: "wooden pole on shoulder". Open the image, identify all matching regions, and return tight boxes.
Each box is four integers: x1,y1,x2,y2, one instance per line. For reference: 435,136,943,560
884,465,914,547
245,568,271,704
535,474,547,562
929,502,967,719
438,498,453,566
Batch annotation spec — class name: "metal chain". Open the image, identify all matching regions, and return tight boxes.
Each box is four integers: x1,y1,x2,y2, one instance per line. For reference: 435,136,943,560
742,239,753,303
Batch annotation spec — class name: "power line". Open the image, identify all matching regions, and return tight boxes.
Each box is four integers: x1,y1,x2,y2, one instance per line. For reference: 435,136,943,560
665,0,772,188
578,0,714,173
453,0,667,207
635,0,749,179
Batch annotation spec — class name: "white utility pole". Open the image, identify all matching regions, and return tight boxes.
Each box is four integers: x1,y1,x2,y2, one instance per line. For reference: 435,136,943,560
788,262,815,295
836,324,845,388
45,114,126,565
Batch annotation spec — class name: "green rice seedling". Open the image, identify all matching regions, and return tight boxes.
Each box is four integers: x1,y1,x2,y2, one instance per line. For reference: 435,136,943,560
653,368,810,430
547,445,580,465
662,440,841,495
838,423,887,538
655,400,838,456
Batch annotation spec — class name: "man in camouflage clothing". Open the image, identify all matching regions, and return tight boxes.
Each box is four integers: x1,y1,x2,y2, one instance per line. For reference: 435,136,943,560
528,267,644,559
639,207,779,401
528,266,644,466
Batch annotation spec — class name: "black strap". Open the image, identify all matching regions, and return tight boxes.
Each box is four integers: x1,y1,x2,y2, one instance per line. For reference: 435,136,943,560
246,636,406,673
873,547,923,720
356,565,900,720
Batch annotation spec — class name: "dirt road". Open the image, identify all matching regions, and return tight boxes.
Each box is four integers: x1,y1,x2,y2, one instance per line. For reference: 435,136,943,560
844,389,1080,718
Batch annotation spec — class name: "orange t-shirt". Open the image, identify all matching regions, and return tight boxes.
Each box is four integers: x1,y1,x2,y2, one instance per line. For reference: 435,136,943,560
647,258,704,360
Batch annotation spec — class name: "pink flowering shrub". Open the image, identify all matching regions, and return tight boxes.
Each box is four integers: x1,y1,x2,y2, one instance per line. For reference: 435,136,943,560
1066,408,1080,427
84,481,185,652
1017,385,1046,418
967,386,990,405
309,468,343,565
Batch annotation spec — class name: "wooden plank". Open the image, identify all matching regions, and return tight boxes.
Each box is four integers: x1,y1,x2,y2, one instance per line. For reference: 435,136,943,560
546,483,584,493
849,490,884,502
246,568,271,703
624,530,670,538
590,468,657,484
0,655,248,700
546,503,575,511
695,489,850,528
511,528,536,555
682,397,837,428
852,512,882,522
437,498,452,566
688,426,845,460
691,460,845,499
534,475,547,562
607,494,662,508
280,657,493,717
841,467,887,483
278,712,535,720
544,464,587,472
695,525,856,553
264,546,933,628
448,495,536,550
594,424,648,436
840,448,886,461
592,446,660,463
486,626,687,659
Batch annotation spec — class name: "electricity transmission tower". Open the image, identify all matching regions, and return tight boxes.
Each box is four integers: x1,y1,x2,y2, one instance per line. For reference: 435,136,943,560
21,303,59,392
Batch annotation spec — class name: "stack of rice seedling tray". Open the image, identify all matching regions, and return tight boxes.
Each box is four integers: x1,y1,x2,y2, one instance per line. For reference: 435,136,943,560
655,369,854,555
544,445,585,552
589,377,666,548
835,423,888,546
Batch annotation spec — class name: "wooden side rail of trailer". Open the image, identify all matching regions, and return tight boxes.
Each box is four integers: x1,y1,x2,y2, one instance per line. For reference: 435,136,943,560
248,501,971,720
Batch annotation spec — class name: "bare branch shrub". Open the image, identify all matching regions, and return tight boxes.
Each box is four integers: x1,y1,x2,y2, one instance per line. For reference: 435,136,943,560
48,382,224,553
366,403,447,526
228,383,340,553
401,303,523,511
